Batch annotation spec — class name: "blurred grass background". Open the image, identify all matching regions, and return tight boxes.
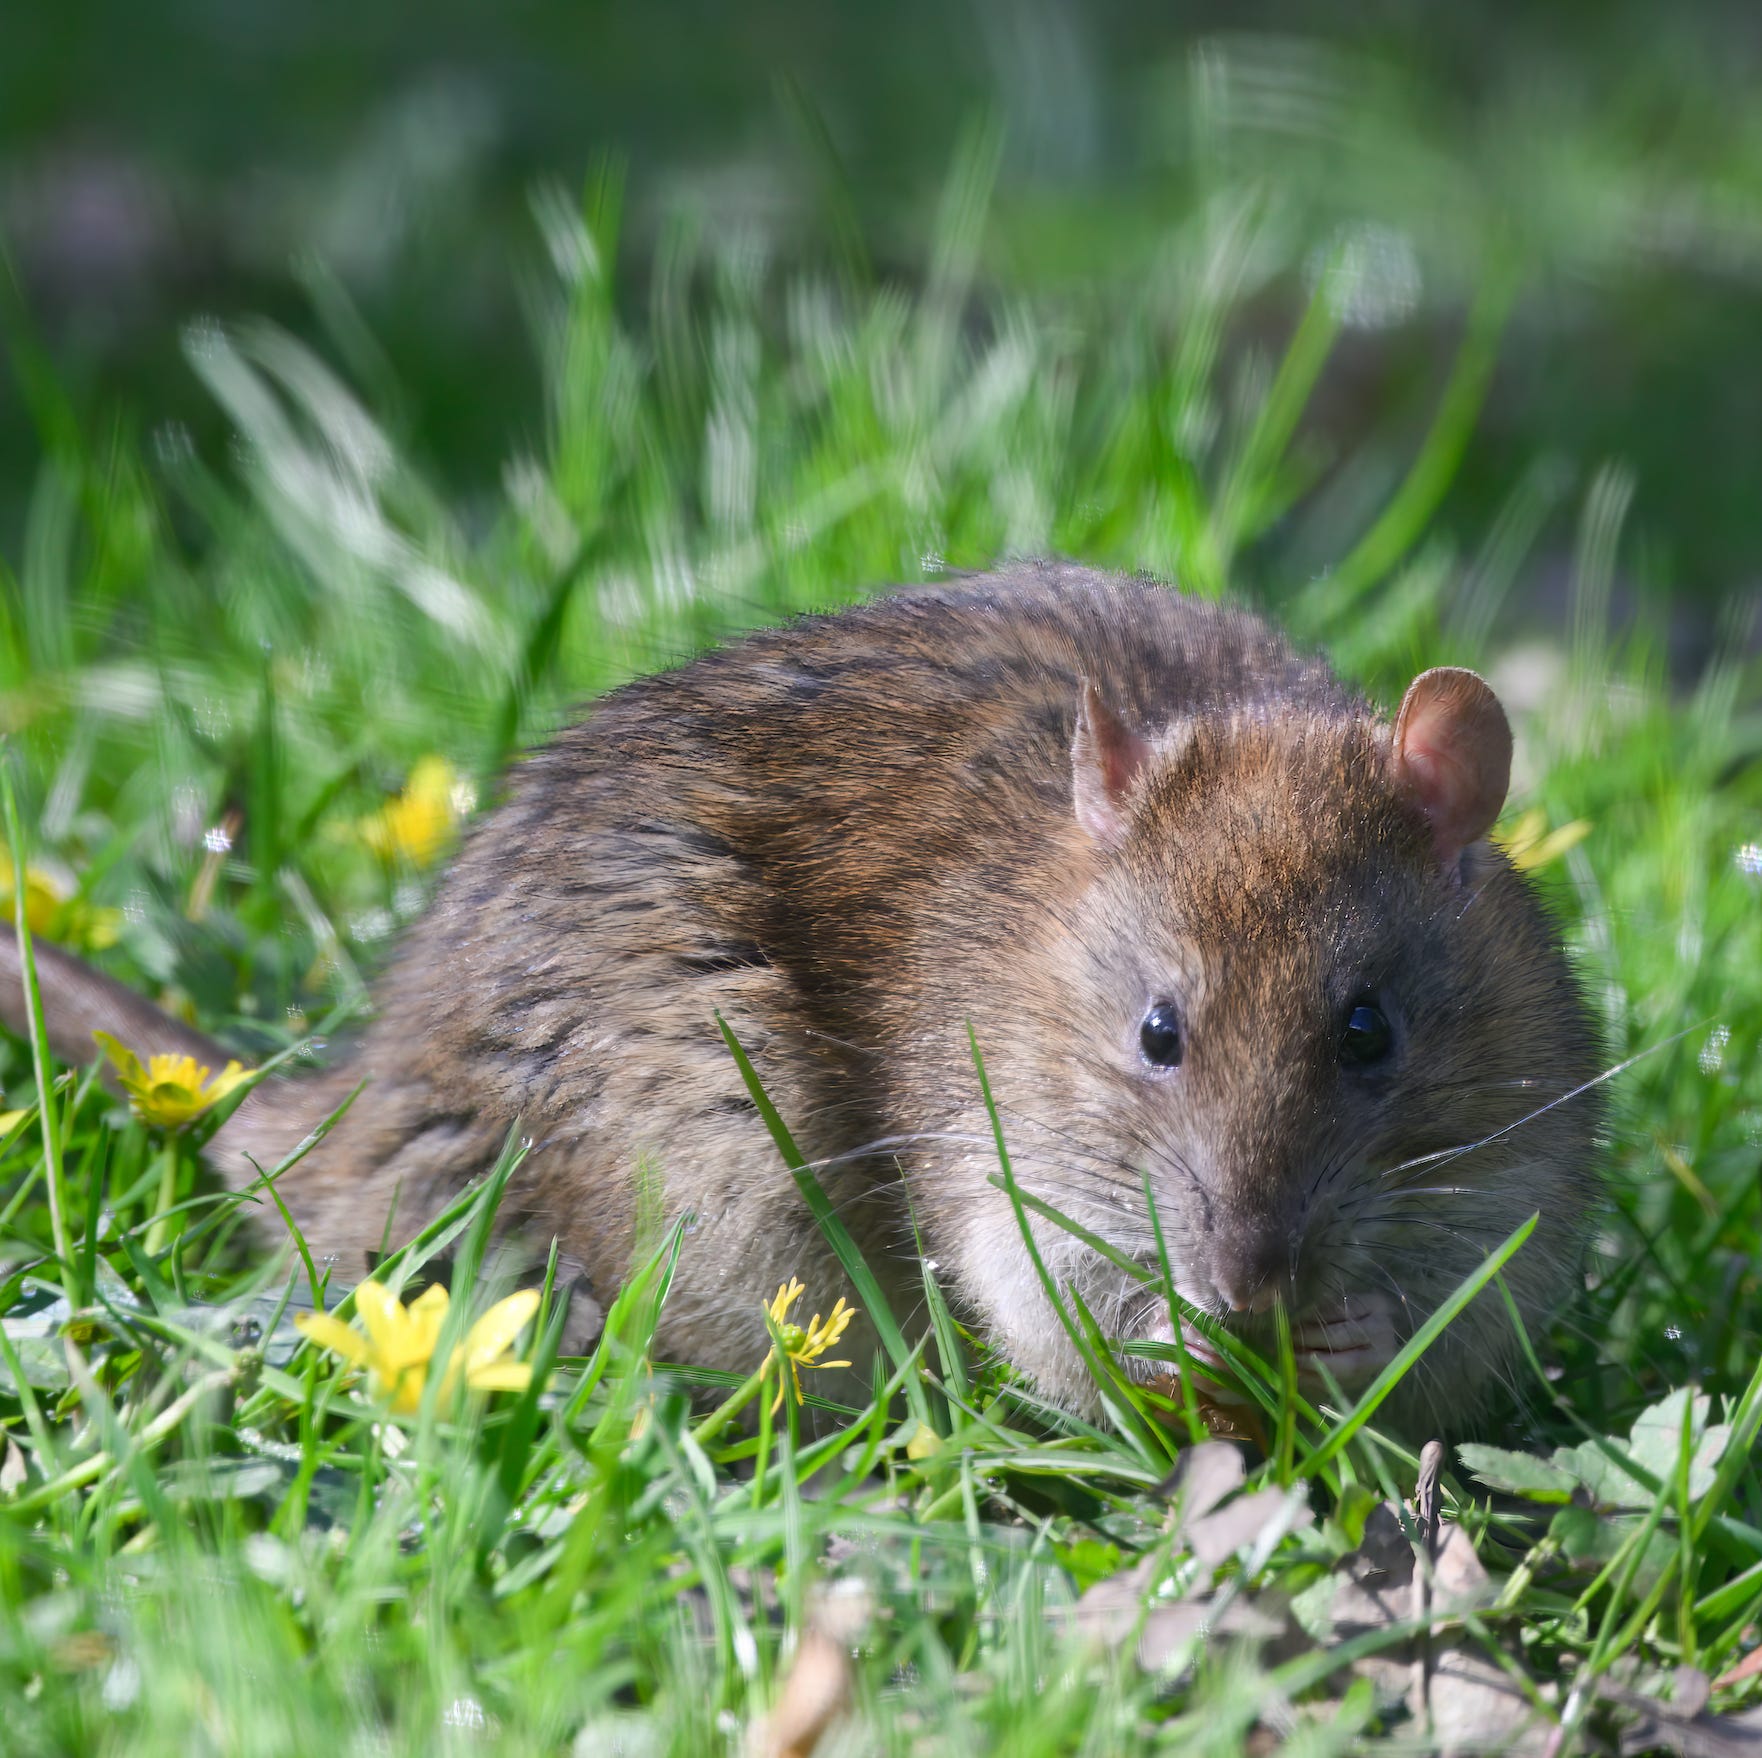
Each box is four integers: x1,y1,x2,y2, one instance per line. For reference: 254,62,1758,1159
8,1,1762,632
2,6,1762,1751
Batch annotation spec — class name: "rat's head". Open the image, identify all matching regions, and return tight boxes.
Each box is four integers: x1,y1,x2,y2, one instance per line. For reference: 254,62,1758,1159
987,668,1602,1428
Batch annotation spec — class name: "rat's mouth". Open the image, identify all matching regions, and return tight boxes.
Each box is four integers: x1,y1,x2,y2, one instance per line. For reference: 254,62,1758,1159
1284,1299,1401,1386
1125,1292,1400,1393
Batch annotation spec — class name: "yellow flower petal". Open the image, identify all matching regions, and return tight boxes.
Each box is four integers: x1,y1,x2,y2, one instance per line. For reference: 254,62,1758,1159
0,1107,31,1135
358,756,467,867
758,1281,862,1408
93,1031,146,1088
463,1290,540,1373
407,1282,452,1358
205,1062,252,1105
296,1273,542,1415
1496,810,1593,874
92,1034,255,1129
1509,818,1592,873
464,1361,534,1394
79,906,123,952
1,856,73,942
1497,807,1545,852
295,1311,374,1368
354,1281,427,1371
766,1278,806,1327
383,1364,428,1416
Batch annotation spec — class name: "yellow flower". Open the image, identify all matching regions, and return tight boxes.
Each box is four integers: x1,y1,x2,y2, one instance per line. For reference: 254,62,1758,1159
93,1031,252,1130
357,756,471,868
0,851,122,953
295,1279,540,1416
761,1278,855,1413
1496,807,1592,873
0,1093,31,1136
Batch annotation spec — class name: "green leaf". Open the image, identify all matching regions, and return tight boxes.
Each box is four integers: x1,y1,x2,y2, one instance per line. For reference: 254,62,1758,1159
0,1332,70,1393
1551,1504,1675,1598
1626,1388,1730,1501
1056,1538,1124,1594
1552,1389,1732,1510
1552,1439,1651,1509
159,1459,285,1504
1456,1443,1578,1503
1332,1481,1382,1548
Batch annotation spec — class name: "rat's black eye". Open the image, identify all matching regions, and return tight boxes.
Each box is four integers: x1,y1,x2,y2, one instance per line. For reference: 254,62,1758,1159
1339,997,1394,1067
1139,1003,1184,1069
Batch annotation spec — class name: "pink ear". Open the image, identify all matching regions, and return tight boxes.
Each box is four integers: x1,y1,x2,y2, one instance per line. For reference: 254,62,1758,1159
1072,681,1151,846
1393,667,1513,868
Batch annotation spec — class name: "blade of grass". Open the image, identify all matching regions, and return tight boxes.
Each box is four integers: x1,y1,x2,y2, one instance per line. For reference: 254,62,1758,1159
715,1012,931,1429
1319,265,1516,609
1,759,79,1305
1497,1269,1762,1566
1142,1172,1204,1448
1272,1296,1296,1486
1216,253,1344,561
571,1216,688,1438
474,1288,571,1559
1299,1211,1537,1474
919,1251,969,1411
1064,1280,1173,1463
488,535,599,771
968,1026,1170,1451
997,1172,1295,1420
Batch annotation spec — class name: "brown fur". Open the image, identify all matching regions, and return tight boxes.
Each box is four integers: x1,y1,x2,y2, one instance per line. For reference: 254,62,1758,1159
0,562,1603,1425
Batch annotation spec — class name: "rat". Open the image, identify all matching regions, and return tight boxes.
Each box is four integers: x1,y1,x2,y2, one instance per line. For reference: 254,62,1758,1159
0,560,1603,1427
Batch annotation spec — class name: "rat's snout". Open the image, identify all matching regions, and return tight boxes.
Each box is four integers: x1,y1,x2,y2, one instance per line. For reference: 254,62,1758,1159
1207,1229,1293,1316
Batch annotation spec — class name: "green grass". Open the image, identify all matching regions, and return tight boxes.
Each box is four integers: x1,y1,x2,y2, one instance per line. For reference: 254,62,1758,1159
1,147,1761,1756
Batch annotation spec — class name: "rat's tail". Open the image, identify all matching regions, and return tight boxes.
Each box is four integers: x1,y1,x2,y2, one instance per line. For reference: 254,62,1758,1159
0,923,233,1078
0,923,330,1205
1,925,515,1280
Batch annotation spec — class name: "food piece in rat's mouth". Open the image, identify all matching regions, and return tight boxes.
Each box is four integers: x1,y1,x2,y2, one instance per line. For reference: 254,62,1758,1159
0,561,1603,1433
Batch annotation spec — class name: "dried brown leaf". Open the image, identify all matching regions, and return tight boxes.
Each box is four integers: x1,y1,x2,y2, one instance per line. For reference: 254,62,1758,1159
749,1629,850,1758
1076,1559,1294,1676
1186,1485,1314,1567
1138,1594,1293,1674
1432,1523,1495,1614
1598,1670,1762,1758
1712,1648,1762,1691
1294,1502,1414,1649
1415,1440,1446,1539
1074,1552,1161,1646
1426,1647,1551,1758
1715,1649,1762,1693
1158,1440,1248,1533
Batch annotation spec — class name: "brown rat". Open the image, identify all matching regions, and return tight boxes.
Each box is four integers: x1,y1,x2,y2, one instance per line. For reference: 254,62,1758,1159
0,561,1604,1427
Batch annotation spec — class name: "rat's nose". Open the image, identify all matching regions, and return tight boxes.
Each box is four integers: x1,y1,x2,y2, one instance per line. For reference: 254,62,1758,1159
1210,1236,1289,1315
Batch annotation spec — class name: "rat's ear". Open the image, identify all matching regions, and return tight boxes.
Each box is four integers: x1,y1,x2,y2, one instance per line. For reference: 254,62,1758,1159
1072,680,1152,846
1392,666,1513,869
